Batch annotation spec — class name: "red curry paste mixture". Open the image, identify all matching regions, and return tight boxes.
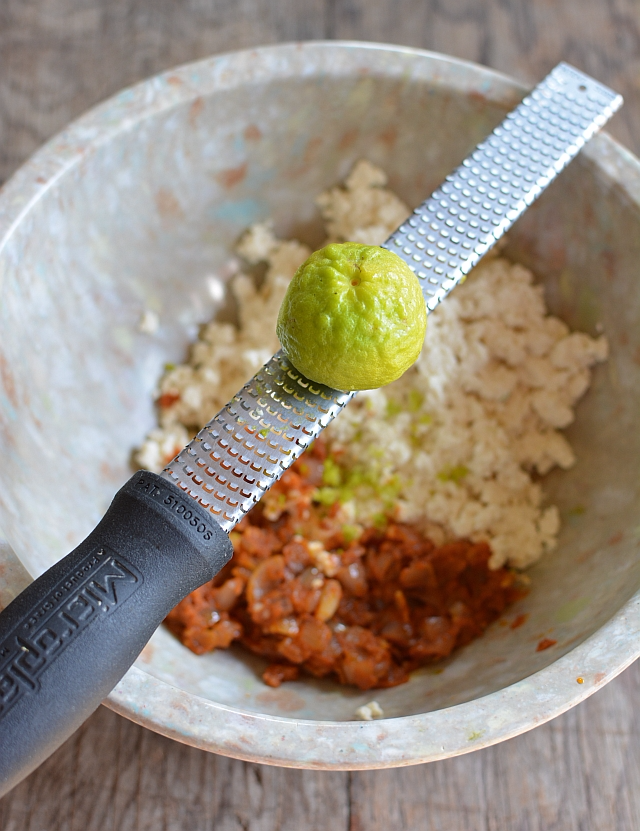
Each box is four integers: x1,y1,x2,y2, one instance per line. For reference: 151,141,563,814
166,440,523,690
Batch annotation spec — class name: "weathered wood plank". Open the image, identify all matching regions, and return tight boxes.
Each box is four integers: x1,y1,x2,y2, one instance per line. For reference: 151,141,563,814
327,0,639,153
0,0,638,187
350,660,640,830
1,662,639,830
0,0,329,185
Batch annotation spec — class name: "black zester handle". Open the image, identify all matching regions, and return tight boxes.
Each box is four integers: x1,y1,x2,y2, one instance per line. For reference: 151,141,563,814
0,472,232,797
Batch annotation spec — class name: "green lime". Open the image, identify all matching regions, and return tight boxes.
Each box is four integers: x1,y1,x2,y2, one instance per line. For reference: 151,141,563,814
276,242,427,391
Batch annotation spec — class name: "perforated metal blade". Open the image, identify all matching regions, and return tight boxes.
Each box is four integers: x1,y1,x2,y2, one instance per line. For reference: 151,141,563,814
160,63,622,533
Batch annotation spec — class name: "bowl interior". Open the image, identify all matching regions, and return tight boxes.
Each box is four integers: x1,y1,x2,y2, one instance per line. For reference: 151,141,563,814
1,45,639,722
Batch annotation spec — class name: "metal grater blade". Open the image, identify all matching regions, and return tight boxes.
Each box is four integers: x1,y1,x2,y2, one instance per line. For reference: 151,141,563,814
382,63,622,311
161,63,622,533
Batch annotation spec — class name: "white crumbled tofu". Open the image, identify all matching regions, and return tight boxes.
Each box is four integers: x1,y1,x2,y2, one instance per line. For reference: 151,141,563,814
138,310,160,334
135,424,190,472
235,221,278,263
354,700,385,721
136,161,608,570
146,235,310,435
325,250,608,569
205,275,227,303
316,159,409,245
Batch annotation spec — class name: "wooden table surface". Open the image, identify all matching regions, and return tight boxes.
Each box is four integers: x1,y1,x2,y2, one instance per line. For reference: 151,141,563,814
1,1,640,828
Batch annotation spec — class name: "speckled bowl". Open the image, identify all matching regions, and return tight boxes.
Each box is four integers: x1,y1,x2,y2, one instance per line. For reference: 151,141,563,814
1,42,639,769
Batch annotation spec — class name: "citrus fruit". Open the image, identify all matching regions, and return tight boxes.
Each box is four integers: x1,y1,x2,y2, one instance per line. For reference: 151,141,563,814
276,242,427,391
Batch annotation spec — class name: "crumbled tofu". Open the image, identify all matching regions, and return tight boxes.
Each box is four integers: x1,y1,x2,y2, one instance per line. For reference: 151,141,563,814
326,251,607,569
135,424,190,471
236,221,278,264
205,275,227,303
354,700,385,721
135,162,608,571
316,159,409,245
138,310,160,334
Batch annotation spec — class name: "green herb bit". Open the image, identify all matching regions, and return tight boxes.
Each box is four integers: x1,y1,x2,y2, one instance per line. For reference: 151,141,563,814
313,487,341,506
380,476,402,506
410,426,425,448
408,390,424,412
164,363,176,372
345,469,367,488
342,524,362,543
385,398,402,417
437,465,469,485
322,457,343,487
373,512,387,530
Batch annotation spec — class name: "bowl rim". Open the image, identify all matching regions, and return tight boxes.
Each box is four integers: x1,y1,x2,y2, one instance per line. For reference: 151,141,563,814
2,39,640,769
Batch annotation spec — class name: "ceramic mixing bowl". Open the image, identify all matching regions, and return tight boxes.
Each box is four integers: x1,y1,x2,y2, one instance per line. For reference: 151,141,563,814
0,42,639,768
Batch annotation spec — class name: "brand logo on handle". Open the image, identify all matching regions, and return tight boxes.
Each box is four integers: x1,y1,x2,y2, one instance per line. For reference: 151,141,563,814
0,547,141,719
